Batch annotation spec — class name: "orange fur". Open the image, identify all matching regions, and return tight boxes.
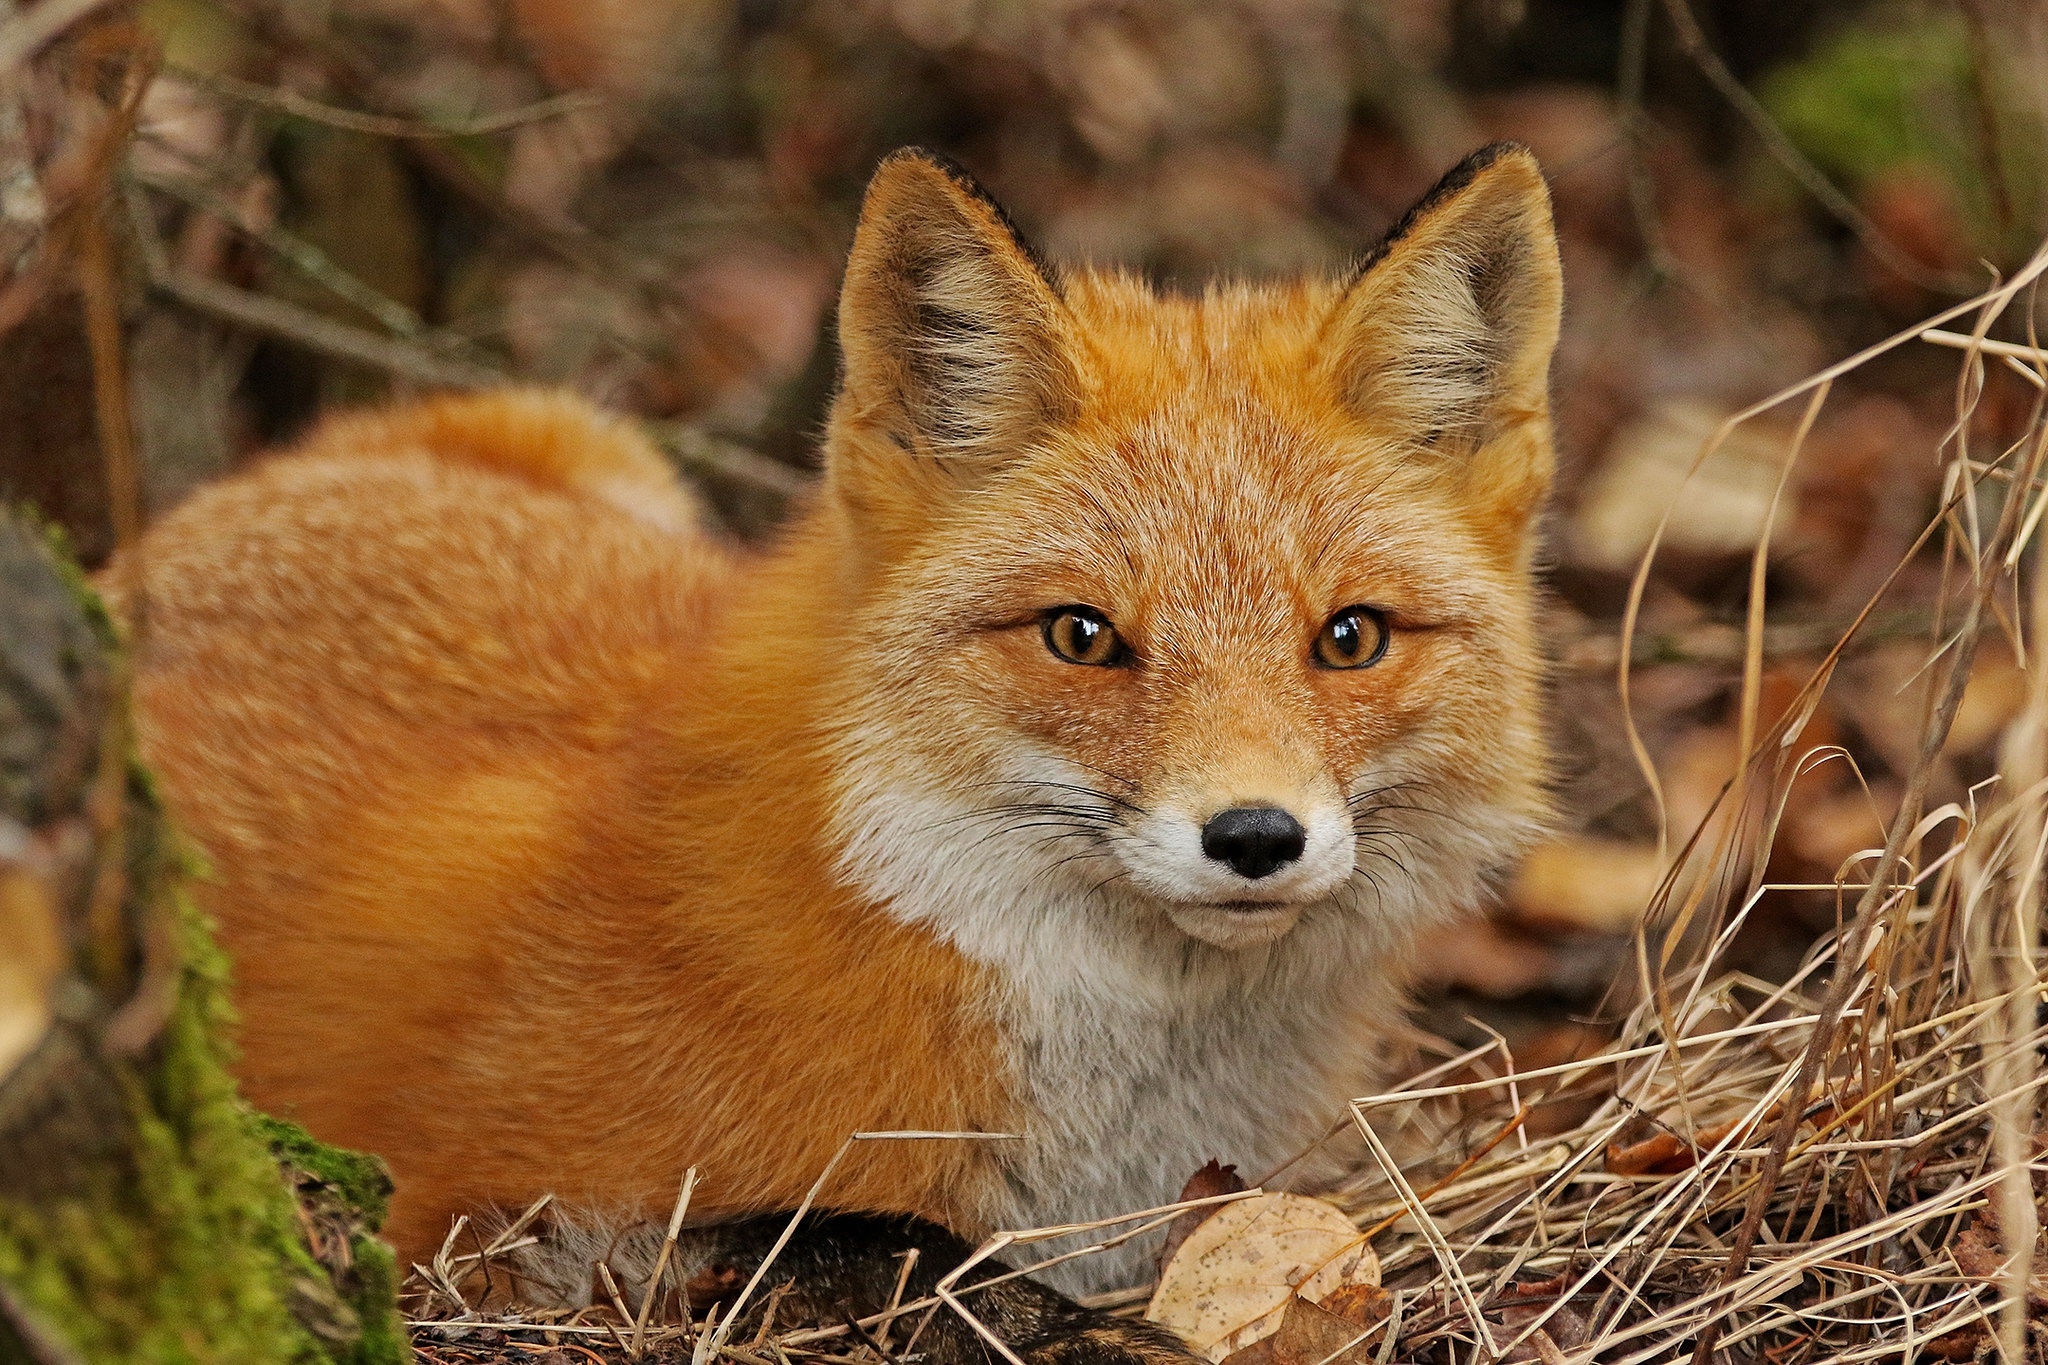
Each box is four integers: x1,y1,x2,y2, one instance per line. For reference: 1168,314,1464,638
118,146,1563,1274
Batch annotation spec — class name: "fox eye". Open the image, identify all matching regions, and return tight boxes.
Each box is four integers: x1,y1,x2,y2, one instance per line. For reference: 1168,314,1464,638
1043,607,1126,667
1314,606,1390,669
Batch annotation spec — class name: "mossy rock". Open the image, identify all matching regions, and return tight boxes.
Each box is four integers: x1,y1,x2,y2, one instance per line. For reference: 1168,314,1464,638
0,515,407,1365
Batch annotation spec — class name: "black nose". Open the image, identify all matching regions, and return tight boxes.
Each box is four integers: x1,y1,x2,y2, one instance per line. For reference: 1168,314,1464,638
1200,806,1306,880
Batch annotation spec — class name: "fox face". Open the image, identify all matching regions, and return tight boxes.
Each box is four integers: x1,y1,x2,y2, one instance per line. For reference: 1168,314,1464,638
823,147,1560,962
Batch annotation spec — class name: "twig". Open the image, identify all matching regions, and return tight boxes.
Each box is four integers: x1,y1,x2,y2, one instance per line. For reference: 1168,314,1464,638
163,63,601,139
633,1168,698,1356
597,1262,636,1335
130,163,435,342
654,424,814,499
1562,613,1935,672
72,32,152,1029
1615,0,1679,284
150,269,500,389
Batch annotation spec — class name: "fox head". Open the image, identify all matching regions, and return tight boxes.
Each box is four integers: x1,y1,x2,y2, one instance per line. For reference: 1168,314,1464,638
818,146,1559,963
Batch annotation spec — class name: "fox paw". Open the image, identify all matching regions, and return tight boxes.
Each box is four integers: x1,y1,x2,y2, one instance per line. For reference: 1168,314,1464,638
1026,1318,1200,1365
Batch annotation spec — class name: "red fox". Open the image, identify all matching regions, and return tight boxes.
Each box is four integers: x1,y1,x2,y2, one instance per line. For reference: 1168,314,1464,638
119,144,1561,1350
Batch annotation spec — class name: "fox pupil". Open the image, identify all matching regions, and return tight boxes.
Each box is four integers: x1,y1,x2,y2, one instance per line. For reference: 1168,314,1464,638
1046,608,1119,665
1316,606,1388,669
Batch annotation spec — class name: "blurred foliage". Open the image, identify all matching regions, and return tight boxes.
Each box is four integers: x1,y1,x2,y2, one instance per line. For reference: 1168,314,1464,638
1763,6,2044,262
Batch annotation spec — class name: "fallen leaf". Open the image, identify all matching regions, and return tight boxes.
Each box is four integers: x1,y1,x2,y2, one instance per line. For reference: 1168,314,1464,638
1569,399,1799,573
1921,1324,1987,1362
1147,1192,1379,1362
1314,1284,1391,1330
1159,1160,1250,1274
1219,1296,1382,1365
1952,1221,2003,1280
1604,1128,1693,1178
1497,1280,1591,1353
1949,642,2027,754
1413,917,1559,998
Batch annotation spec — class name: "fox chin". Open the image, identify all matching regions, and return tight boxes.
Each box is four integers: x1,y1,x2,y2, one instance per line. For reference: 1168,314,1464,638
116,138,1562,1334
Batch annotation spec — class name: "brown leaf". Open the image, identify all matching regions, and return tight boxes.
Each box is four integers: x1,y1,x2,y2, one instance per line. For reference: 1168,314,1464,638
0,859,64,1081
1496,1278,1590,1352
1413,916,1560,998
1952,1221,2004,1280
1314,1284,1390,1330
1506,835,1663,935
1604,1126,1691,1177
1499,1329,1570,1365
1158,1160,1249,1273
1604,1108,1779,1177
1921,1323,1987,1362
1219,1296,1381,1365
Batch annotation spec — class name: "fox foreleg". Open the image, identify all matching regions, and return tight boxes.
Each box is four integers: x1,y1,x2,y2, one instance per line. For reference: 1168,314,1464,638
662,1213,1197,1365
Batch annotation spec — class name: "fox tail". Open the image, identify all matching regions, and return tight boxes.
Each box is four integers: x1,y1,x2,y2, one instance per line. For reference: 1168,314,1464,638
291,389,703,533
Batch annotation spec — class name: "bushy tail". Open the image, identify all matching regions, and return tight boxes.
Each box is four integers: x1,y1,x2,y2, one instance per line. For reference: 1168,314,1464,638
291,389,703,533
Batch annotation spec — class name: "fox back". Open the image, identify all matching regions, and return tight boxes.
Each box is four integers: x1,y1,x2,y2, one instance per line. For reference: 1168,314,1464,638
121,145,1562,1292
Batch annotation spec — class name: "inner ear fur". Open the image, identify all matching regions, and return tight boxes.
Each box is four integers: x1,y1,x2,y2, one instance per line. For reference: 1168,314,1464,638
835,149,1082,470
1320,143,1563,515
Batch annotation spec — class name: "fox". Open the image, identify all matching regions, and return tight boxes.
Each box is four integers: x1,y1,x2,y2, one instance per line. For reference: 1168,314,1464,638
116,143,1562,1359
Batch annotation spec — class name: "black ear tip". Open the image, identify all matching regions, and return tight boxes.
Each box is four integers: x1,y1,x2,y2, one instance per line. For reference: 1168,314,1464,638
1426,142,1543,204
860,147,1058,289
1461,141,1537,173
1349,142,1549,279
869,146,996,204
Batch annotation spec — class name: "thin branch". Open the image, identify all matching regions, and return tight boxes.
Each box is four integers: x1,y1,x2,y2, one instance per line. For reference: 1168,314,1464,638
151,268,500,389
162,62,602,140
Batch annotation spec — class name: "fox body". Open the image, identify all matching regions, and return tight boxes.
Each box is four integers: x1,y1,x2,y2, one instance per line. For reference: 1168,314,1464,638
121,146,1563,1297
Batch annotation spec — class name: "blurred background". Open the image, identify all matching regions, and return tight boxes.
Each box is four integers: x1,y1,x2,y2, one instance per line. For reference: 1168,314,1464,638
3,0,2046,1103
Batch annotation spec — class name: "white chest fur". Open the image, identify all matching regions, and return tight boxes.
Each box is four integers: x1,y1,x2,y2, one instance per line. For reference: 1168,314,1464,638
834,782,1452,1295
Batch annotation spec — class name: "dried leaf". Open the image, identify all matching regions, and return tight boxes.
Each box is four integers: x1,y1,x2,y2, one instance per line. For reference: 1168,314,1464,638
1158,1160,1249,1274
1569,399,1799,572
1218,1296,1380,1365
1146,1192,1379,1362
1313,1284,1390,1330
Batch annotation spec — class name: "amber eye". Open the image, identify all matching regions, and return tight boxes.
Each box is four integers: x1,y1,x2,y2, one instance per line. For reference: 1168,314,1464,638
1314,606,1390,669
1043,607,1126,666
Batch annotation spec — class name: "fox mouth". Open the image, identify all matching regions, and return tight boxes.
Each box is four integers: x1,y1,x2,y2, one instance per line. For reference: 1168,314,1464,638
1162,898,1305,949
1207,898,1302,914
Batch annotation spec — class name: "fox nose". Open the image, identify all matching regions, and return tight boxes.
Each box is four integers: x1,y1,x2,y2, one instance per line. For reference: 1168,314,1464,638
1200,807,1306,880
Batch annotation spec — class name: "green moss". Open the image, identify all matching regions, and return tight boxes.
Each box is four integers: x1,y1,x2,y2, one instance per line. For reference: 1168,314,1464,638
257,1117,407,1365
0,538,408,1365
0,881,327,1364
253,1119,392,1233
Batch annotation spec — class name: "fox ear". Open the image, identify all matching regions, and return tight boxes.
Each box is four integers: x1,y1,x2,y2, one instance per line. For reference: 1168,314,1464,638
1321,144,1562,518
835,150,1081,469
